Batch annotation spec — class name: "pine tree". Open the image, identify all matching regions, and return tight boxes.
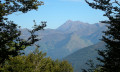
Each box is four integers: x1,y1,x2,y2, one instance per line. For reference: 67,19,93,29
84,0,120,72
0,0,46,66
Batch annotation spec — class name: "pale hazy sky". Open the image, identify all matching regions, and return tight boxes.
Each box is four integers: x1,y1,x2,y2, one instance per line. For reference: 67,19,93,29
7,0,107,29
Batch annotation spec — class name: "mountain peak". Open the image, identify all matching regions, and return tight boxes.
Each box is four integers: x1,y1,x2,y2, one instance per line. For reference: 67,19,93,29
65,20,87,25
57,20,90,32
66,20,73,22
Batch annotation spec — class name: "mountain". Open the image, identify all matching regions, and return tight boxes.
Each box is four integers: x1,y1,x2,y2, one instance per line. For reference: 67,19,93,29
57,20,90,33
64,42,105,72
21,20,106,59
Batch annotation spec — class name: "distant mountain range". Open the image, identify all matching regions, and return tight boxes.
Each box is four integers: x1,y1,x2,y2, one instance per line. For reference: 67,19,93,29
21,20,106,59
64,42,105,72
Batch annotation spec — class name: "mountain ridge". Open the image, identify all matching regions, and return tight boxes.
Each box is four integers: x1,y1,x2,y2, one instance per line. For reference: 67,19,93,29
21,20,106,59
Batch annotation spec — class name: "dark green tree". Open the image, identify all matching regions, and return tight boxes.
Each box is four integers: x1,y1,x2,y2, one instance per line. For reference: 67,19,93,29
83,0,120,72
0,0,46,66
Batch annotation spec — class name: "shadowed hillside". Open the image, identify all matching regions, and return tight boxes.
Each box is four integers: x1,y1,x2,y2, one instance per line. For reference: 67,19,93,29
64,42,105,72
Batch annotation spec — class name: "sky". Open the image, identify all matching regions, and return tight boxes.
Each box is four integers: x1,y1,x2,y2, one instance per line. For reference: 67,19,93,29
7,0,107,29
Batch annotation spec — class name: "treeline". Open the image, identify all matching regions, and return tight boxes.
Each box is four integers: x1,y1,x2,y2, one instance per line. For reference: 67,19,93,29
1,48,73,72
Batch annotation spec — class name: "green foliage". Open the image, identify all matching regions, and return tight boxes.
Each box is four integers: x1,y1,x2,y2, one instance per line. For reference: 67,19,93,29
2,48,73,72
83,0,120,72
0,0,46,67
0,1,73,72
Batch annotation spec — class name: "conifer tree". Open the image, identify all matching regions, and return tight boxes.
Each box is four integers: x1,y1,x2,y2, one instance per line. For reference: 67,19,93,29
84,0,120,72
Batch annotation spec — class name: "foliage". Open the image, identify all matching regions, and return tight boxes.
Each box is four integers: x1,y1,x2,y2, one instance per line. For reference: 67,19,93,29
2,48,73,72
0,1,73,72
82,60,103,72
83,0,120,72
0,0,46,66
